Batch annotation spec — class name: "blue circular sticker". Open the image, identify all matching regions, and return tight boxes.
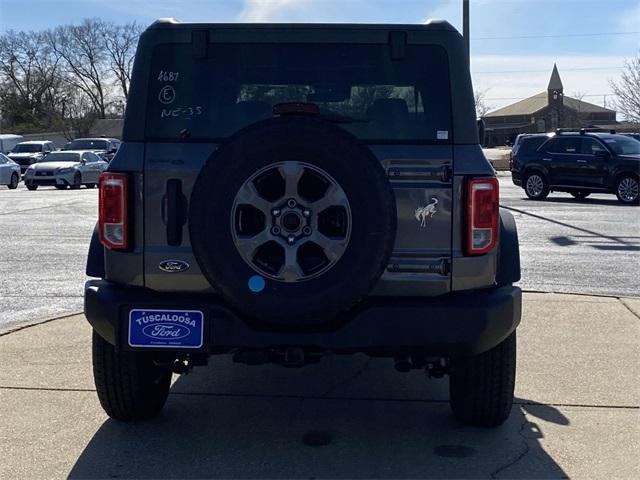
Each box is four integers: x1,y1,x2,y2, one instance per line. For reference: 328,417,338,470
248,275,266,293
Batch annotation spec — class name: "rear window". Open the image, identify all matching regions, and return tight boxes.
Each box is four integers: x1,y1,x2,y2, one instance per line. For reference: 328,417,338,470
519,136,550,153
146,43,452,143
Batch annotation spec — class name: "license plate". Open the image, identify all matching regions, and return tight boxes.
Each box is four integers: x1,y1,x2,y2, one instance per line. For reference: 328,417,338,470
128,309,204,348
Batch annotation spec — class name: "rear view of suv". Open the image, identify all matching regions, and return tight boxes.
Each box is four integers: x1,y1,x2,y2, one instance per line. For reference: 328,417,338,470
85,20,522,427
512,130,640,204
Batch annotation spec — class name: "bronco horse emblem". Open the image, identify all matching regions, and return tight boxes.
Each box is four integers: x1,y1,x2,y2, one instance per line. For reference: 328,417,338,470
414,197,439,227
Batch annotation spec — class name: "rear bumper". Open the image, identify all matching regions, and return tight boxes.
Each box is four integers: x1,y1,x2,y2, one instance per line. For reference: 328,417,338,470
85,280,521,357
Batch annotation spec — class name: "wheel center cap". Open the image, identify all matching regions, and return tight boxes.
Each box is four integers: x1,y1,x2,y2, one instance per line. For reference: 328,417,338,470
282,212,302,232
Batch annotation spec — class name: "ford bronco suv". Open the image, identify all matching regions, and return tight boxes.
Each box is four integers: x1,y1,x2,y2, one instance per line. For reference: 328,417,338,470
85,20,522,427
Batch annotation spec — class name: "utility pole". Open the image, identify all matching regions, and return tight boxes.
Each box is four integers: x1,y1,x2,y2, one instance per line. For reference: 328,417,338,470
463,0,470,66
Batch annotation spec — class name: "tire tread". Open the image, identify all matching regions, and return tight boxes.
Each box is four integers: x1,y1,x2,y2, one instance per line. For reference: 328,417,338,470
449,332,516,427
92,331,171,421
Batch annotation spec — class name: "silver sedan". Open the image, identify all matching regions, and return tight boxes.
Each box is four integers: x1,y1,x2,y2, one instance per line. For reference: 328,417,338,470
23,150,108,190
0,153,21,189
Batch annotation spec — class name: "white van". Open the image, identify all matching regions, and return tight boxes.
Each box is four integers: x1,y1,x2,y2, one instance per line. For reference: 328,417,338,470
0,134,24,154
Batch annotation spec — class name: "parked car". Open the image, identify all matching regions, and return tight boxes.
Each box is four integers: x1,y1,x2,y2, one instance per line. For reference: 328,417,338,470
85,20,522,427
66,137,121,161
7,140,56,174
23,150,108,190
0,134,24,154
0,153,21,189
511,130,640,204
621,133,640,142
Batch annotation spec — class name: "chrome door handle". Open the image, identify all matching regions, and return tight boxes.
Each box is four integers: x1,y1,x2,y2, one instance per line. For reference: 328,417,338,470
577,160,587,163
542,158,552,161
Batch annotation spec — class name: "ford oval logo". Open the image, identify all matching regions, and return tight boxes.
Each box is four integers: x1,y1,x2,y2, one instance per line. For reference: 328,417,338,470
142,323,191,340
159,260,190,273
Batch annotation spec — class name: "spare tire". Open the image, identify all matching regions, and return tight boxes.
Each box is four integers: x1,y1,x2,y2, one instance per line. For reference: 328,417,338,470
189,116,396,326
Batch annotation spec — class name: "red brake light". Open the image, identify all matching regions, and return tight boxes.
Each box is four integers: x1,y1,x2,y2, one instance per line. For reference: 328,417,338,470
273,102,320,116
99,172,129,250
467,177,499,255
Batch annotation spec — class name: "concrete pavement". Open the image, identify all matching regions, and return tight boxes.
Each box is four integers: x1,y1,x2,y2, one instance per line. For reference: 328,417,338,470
1,292,638,479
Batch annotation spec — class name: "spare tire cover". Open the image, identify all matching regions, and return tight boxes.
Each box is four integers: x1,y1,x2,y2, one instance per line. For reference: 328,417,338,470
189,116,396,326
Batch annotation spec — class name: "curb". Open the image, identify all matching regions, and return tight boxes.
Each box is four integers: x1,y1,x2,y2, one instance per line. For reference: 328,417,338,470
0,311,83,337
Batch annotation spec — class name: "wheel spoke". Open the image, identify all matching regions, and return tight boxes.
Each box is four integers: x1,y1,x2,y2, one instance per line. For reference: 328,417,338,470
235,229,271,259
279,244,303,281
234,181,272,215
309,232,346,262
310,183,349,213
278,162,305,199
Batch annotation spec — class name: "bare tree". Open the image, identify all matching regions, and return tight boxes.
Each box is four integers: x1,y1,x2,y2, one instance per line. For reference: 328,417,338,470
55,85,99,140
1,18,141,134
609,52,640,124
0,30,61,128
101,21,143,99
48,19,110,118
474,88,491,118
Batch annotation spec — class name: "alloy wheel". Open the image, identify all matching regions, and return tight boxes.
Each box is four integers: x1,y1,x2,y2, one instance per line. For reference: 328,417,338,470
618,177,638,203
231,161,352,283
526,174,544,198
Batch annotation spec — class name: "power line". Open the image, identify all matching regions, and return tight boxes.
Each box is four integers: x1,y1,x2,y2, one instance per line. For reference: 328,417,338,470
476,31,639,40
473,66,623,74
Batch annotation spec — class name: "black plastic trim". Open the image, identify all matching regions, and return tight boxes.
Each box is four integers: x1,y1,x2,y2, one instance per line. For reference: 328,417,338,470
85,280,521,357
86,223,106,278
496,209,521,285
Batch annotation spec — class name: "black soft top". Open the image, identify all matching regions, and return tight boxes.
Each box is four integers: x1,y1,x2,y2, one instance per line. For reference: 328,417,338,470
123,20,478,144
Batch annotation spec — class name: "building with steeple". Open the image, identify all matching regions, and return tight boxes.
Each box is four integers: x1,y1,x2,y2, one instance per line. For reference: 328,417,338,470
482,64,617,146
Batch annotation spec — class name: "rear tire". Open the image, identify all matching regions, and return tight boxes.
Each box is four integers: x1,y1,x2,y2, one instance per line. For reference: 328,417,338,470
8,173,19,189
26,184,38,191
570,191,590,200
71,173,81,190
92,331,172,421
55,185,67,190
615,174,639,205
449,332,516,427
524,172,549,200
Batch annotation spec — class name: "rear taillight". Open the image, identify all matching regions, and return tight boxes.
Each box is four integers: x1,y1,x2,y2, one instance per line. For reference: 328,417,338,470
99,172,129,250
467,177,499,255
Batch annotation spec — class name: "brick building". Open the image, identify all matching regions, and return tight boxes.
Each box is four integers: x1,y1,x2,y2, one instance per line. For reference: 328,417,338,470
482,64,617,146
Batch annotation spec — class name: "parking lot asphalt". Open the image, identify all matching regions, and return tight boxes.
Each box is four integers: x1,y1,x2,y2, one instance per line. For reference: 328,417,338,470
500,179,640,298
1,294,638,479
0,185,97,331
1,178,639,331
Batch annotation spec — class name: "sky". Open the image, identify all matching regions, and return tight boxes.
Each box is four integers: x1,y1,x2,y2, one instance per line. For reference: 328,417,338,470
0,0,638,113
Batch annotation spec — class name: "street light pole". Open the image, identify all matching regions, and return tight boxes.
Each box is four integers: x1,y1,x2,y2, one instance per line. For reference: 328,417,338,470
463,0,470,66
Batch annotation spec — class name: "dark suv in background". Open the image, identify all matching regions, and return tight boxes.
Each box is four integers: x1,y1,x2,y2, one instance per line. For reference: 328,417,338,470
511,130,640,204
